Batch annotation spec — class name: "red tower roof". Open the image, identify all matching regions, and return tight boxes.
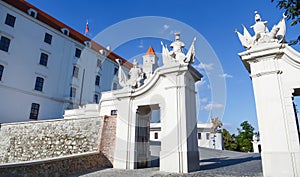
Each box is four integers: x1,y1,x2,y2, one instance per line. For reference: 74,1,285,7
145,46,156,55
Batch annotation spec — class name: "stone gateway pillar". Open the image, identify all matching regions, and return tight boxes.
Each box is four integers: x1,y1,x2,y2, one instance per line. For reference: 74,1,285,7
236,12,300,177
100,63,202,173
99,34,202,173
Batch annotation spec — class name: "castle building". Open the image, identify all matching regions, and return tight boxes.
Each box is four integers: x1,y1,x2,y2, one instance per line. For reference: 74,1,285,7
150,123,224,150
0,0,130,123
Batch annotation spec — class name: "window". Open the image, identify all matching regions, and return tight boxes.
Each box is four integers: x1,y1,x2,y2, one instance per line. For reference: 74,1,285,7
111,110,117,115
5,14,16,27
30,11,36,17
206,133,210,140
99,49,106,55
97,59,102,68
198,133,202,140
39,53,48,66
70,87,76,98
154,132,158,139
73,66,79,78
34,77,44,91
75,48,81,58
0,65,4,81
95,75,100,86
27,8,37,18
29,103,40,120
0,36,11,52
44,33,52,44
61,28,69,36
114,67,118,75
94,94,99,104
84,41,91,47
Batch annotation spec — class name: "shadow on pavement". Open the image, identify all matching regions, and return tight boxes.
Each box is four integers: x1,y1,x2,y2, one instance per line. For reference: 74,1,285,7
67,168,109,177
200,155,261,170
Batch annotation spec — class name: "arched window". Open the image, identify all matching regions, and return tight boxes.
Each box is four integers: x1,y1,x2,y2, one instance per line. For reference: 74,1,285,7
70,87,76,98
29,103,40,120
95,75,100,86
73,66,79,78
34,77,44,91
94,94,99,104
39,53,48,66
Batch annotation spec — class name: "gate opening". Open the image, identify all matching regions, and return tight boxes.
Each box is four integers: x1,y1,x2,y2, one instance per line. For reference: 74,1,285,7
135,105,160,168
292,88,300,144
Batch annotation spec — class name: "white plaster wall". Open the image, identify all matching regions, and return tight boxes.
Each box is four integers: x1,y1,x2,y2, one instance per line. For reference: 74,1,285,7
100,63,201,173
0,1,123,123
239,43,300,177
149,126,223,150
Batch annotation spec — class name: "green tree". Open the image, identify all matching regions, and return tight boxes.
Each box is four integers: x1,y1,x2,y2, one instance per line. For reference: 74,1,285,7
235,121,255,152
272,0,300,44
221,128,238,151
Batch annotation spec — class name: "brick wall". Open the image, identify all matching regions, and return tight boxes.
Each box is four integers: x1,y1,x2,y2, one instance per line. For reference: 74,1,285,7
99,115,116,164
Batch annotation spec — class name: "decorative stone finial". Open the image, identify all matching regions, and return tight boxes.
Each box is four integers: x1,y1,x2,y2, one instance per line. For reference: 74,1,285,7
235,12,287,50
175,32,180,40
254,11,261,22
133,59,138,67
161,33,196,65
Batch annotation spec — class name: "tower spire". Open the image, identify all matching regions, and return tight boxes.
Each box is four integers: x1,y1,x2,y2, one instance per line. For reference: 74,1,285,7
145,45,156,55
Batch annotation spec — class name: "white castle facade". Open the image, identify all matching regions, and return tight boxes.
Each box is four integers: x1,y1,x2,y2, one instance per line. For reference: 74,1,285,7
0,0,130,123
150,122,223,150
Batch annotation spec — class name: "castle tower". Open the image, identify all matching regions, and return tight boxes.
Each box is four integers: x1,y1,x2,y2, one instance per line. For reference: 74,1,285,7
142,46,158,78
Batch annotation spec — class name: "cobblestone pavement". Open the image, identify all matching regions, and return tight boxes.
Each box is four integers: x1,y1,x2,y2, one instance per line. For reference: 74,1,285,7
68,147,263,177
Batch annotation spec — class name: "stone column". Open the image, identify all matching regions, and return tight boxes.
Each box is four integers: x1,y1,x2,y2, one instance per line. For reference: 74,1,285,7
110,63,202,173
239,43,300,177
159,65,200,173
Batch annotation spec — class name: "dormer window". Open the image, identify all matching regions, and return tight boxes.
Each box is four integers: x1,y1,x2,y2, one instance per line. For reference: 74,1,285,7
27,8,37,18
99,49,106,56
84,41,91,48
61,28,70,36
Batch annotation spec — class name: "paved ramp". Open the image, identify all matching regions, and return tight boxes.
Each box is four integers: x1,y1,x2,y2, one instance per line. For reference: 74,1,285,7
68,146,262,177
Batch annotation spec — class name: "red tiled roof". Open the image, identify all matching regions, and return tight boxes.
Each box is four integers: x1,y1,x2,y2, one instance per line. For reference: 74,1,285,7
2,0,132,68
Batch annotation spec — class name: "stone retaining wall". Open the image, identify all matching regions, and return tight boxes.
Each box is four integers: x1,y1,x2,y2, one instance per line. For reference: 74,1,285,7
0,117,103,164
0,152,109,177
0,115,117,176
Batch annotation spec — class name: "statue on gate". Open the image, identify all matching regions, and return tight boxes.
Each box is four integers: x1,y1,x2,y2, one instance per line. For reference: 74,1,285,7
235,11,287,49
210,117,223,133
116,33,196,89
161,33,196,65
116,59,144,89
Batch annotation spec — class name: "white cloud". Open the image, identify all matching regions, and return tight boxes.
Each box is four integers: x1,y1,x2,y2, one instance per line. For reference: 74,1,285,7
169,30,179,35
203,103,224,111
163,24,170,30
199,97,208,103
137,40,144,48
195,79,206,88
195,62,214,70
219,73,233,78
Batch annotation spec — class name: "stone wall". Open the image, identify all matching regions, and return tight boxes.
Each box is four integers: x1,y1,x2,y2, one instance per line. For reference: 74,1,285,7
0,115,117,176
0,117,103,164
0,152,109,177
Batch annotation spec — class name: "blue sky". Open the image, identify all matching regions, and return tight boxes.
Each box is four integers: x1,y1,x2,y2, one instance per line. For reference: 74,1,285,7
26,0,300,134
